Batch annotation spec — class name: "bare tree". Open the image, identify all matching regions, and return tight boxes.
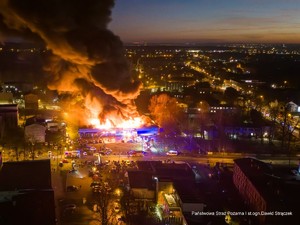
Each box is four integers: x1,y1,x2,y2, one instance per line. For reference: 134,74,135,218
277,103,300,153
25,133,39,160
91,166,124,225
268,100,281,143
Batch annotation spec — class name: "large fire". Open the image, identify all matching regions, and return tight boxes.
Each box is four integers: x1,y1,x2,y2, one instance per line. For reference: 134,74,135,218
0,1,144,131
88,116,144,129
85,98,145,129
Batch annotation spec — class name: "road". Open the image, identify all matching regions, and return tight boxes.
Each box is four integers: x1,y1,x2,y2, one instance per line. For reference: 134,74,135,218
99,153,300,167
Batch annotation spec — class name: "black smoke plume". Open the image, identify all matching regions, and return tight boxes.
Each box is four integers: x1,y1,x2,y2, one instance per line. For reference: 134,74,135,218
0,0,142,126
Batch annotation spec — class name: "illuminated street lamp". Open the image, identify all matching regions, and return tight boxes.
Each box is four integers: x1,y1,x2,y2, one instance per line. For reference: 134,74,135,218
153,176,159,203
225,212,232,224
115,188,122,197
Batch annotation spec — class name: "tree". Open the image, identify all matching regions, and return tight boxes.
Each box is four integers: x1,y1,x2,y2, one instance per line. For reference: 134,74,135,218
148,93,185,135
96,188,110,225
224,87,239,104
185,101,210,138
268,100,279,141
0,126,25,161
196,101,209,113
90,163,126,225
250,109,265,143
279,104,299,154
89,180,116,225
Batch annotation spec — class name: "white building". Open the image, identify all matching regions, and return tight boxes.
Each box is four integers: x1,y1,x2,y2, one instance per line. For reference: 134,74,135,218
25,124,46,143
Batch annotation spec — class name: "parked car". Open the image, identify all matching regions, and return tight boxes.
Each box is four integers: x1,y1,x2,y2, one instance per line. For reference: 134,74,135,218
114,205,120,213
90,146,97,151
64,204,77,212
103,182,112,191
125,160,131,166
66,185,79,192
127,150,143,157
114,201,121,213
68,169,77,173
86,161,93,166
90,181,101,188
111,166,117,173
99,151,106,155
92,184,102,193
116,215,125,221
142,151,149,156
127,150,136,156
166,150,178,156
105,148,112,155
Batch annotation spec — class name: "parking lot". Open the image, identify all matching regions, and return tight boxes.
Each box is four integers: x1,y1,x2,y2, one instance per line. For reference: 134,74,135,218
51,150,139,225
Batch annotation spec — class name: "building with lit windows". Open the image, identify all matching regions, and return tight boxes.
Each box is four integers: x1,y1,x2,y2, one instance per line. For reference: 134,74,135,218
165,77,196,92
127,161,208,225
233,158,300,225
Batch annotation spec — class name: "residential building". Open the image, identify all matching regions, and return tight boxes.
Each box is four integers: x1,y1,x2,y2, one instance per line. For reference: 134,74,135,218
25,123,46,143
233,158,300,225
127,161,207,225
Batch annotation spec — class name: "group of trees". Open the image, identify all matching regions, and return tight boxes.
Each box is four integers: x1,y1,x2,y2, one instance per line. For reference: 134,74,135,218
147,92,299,153
0,122,65,161
0,126,26,161
269,100,300,151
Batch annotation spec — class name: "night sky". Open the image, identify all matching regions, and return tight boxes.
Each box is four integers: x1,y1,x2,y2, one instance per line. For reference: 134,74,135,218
109,0,300,44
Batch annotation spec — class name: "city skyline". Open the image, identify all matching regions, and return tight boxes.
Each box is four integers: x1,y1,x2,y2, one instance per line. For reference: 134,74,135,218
109,0,300,44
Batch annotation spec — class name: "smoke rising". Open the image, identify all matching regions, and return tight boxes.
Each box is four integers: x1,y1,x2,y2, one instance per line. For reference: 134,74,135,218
0,0,142,125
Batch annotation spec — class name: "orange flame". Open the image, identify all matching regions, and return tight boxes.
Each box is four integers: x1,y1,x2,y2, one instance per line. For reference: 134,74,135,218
84,92,147,130
88,117,144,129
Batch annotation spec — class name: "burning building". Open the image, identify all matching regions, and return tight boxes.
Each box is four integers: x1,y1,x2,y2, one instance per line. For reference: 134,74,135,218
78,125,160,144
0,0,145,130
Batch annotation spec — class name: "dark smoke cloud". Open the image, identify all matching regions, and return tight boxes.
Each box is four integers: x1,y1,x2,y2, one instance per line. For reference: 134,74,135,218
0,0,142,124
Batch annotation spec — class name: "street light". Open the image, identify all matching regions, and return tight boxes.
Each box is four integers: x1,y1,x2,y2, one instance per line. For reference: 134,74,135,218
54,145,59,171
153,176,158,203
115,188,122,197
